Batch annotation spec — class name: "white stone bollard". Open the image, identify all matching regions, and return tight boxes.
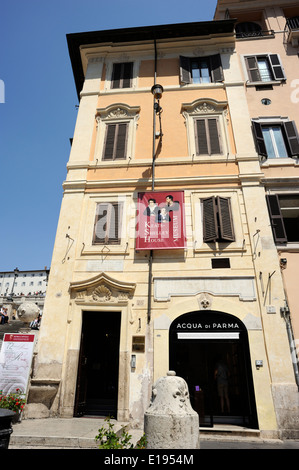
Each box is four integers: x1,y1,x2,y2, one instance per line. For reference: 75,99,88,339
144,371,200,449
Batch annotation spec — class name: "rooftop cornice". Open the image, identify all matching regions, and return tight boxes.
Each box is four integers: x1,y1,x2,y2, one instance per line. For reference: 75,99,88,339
67,19,236,99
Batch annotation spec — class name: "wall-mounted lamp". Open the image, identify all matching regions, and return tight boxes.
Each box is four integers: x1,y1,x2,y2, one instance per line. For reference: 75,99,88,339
151,84,163,100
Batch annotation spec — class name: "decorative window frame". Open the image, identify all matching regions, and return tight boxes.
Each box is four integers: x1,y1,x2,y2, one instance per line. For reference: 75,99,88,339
191,189,245,253
104,58,138,91
181,98,231,160
95,103,140,163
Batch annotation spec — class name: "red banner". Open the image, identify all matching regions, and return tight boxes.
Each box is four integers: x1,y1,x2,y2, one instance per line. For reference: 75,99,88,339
136,191,186,250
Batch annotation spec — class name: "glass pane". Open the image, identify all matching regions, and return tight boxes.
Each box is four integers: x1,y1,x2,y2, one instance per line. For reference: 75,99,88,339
257,58,272,82
200,60,211,83
262,127,276,158
272,127,288,158
191,61,201,83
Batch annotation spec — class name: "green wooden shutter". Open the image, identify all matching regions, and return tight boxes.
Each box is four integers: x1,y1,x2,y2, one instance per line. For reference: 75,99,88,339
245,56,261,82
210,54,224,82
208,118,221,154
268,54,285,80
283,121,299,156
93,203,109,243
195,119,208,155
266,195,287,244
217,196,235,242
252,121,267,158
103,124,116,160
115,123,128,159
203,197,218,242
108,202,123,244
179,56,191,84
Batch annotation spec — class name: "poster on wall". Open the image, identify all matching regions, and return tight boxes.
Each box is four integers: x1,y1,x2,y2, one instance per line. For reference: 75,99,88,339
0,334,35,395
136,191,186,250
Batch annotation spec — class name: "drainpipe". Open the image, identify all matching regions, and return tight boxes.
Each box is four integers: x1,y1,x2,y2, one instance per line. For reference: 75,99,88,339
147,38,157,324
281,302,299,391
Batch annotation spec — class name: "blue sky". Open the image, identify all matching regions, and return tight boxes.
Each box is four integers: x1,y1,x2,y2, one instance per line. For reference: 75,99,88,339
1,0,217,272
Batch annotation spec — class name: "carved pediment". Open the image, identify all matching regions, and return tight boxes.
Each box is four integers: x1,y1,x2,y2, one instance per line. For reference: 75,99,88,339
70,272,136,304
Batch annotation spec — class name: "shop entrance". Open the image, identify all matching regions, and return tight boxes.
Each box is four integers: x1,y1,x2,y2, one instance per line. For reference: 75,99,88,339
169,310,258,428
74,311,121,418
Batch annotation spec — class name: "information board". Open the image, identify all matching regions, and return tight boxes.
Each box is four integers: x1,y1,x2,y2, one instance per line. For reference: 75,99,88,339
0,334,35,395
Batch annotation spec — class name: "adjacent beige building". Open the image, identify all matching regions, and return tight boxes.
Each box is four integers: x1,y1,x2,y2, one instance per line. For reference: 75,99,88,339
27,5,299,439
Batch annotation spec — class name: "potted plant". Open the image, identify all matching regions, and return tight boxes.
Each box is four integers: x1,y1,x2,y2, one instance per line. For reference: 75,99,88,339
0,388,26,423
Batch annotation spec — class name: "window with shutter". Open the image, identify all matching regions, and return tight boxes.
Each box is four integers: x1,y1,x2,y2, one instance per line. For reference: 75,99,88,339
103,123,128,160
202,196,235,243
111,62,133,89
179,54,223,85
266,194,299,244
195,118,222,155
93,202,123,245
245,54,285,83
252,120,299,159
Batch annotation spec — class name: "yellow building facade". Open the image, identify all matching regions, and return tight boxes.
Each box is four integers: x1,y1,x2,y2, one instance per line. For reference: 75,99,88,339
28,15,298,439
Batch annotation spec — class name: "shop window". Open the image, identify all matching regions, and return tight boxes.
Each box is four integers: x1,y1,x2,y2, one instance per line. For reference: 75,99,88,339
93,202,123,245
202,196,235,243
252,120,299,160
266,194,299,244
111,62,133,89
179,54,224,85
244,54,285,83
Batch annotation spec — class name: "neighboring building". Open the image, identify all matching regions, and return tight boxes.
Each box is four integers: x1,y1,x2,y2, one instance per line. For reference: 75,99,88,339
215,0,299,426
28,10,298,439
0,268,49,299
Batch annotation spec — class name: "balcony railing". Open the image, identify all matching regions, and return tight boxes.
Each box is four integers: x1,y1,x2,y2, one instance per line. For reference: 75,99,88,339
236,29,274,39
284,17,299,46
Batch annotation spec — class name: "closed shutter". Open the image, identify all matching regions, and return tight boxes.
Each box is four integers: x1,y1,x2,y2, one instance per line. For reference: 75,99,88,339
195,118,221,155
252,121,267,157
103,124,116,160
266,195,287,244
283,121,299,156
269,54,285,80
210,54,224,82
103,123,128,160
217,196,235,241
93,203,109,243
195,119,208,155
115,123,128,159
203,197,218,242
208,118,221,154
111,62,133,88
245,56,260,82
179,56,191,84
93,202,123,244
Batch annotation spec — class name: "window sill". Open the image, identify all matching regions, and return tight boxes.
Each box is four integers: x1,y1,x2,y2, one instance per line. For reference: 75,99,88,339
277,243,299,252
246,80,284,87
261,157,299,167
81,243,130,256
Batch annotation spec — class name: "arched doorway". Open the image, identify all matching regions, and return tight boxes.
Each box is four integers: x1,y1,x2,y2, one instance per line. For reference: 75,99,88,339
169,310,258,428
